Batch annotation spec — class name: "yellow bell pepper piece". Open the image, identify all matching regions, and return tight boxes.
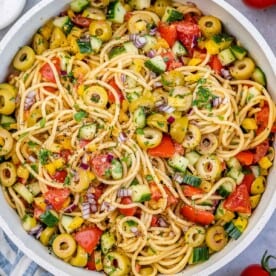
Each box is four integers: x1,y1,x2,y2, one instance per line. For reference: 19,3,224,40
34,197,47,211
70,245,88,267
258,156,272,169
220,211,235,223
44,163,55,176
250,194,261,209
17,165,29,180
188,58,202,66
184,74,201,83
130,59,144,73
69,216,84,231
77,84,85,96
241,118,257,130
154,38,169,49
48,143,62,153
260,168,268,176
40,227,56,246
233,217,248,233
251,176,265,195
87,144,97,152
122,100,129,112
205,40,220,55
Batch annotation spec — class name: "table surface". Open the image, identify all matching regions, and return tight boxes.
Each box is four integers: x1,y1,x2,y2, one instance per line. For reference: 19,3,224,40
0,0,276,275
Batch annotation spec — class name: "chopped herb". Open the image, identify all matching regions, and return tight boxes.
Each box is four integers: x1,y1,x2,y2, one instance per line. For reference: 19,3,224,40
28,141,38,148
212,33,233,44
136,128,144,135
130,178,139,186
218,115,224,120
74,111,87,122
192,86,215,110
23,74,29,82
145,175,153,181
38,149,51,165
125,220,138,227
39,117,46,128
19,132,29,140
64,175,71,186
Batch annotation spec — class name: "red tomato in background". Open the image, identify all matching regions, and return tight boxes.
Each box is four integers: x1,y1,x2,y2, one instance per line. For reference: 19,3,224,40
74,227,102,254
160,52,182,71
243,0,276,9
118,197,137,216
44,188,70,211
40,57,61,83
209,55,223,75
240,264,269,276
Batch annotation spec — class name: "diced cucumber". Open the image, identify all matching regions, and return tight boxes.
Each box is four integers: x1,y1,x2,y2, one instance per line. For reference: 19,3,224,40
172,41,188,57
61,215,74,233
162,7,183,23
129,0,151,9
108,46,126,59
168,154,189,173
226,157,242,171
218,48,236,66
247,86,261,102
111,159,123,180
123,41,139,55
217,180,235,198
224,221,242,240
70,0,89,12
143,35,157,53
0,115,16,129
215,201,227,220
77,38,92,54
227,168,244,185
40,210,59,227
53,16,73,35
14,183,34,204
27,182,41,196
130,184,151,202
183,175,201,187
230,45,247,60
101,232,116,254
22,215,37,231
79,124,96,140
145,56,166,74
107,0,126,23
185,151,201,166
250,166,260,178
189,247,209,264
199,199,213,207
252,67,266,86
90,36,102,53
133,107,146,128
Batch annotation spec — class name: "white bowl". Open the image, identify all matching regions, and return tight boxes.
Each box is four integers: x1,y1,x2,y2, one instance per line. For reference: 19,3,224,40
0,1,276,275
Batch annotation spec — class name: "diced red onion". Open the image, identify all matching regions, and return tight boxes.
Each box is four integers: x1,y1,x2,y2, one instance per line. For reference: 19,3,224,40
222,97,229,104
100,201,115,212
130,227,138,235
80,163,89,170
121,74,126,83
46,204,53,211
117,188,132,198
63,203,77,213
106,154,114,163
157,104,175,114
150,72,157,79
173,173,183,183
24,91,36,110
186,1,196,6
187,108,194,115
129,34,138,41
61,70,67,76
130,35,147,48
28,224,43,239
153,81,162,88
167,116,175,124
118,132,127,143
28,156,36,163
87,193,96,205
221,68,232,80
73,172,80,182
90,204,98,213
149,27,157,36
212,97,221,108
147,50,156,58
191,35,198,49
82,202,91,219
158,217,168,227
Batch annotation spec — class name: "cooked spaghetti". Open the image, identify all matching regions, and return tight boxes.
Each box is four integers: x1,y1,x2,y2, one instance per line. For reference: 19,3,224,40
0,0,275,275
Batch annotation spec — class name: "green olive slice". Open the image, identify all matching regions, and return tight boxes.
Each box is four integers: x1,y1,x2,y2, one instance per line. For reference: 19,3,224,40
13,46,36,71
206,225,228,251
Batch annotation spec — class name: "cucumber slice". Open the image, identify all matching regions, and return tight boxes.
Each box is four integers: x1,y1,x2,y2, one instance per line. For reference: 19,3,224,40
130,184,151,202
133,107,146,128
217,180,235,198
70,0,89,12
129,0,151,10
14,183,34,204
172,41,188,57
143,35,157,53
108,46,126,59
215,201,227,220
189,247,209,264
224,221,242,240
218,48,236,66
53,16,73,35
230,45,247,60
226,157,242,171
123,42,139,55
252,67,266,86
27,182,41,196
0,115,16,129
162,7,183,23
61,215,74,233
101,232,116,254
185,151,201,166
22,215,37,231
227,168,244,185
183,175,201,187
145,56,166,74
79,124,97,140
111,159,123,180
90,36,102,53
250,165,260,178
107,0,126,23
77,38,92,54
168,154,189,173
247,86,261,102
40,210,59,227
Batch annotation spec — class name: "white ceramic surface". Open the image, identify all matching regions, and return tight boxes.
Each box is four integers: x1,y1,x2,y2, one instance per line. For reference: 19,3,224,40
0,1,276,275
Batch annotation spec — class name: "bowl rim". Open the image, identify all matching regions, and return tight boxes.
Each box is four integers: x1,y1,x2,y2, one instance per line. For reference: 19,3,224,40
0,0,276,275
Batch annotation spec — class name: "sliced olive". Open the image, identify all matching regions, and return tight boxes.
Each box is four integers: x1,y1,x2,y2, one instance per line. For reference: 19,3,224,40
32,33,49,55
103,251,131,276
0,83,16,115
0,162,17,187
196,155,222,181
196,133,218,155
52,233,76,259
170,117,188,143
82,85,108,108
0,128,13,156
89,20,112,42
147,113,168,132
198,16,222,38
70,245,88,267
136,127,163,149
185,226,206,247
13,46,36,71
206,226,227,251
182,124,201,149
230,57,255,80
83,7,106,20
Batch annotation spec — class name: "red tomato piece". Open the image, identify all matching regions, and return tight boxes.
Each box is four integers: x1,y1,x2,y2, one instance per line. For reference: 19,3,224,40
107,78,124,103
71,15,92,27
183,185,204,197
242,173,255,193
224,184,251,214
253,139,269,163
150,215,159,227
236,151,254,166
51,170,68,183
174,142,185,155
34,206,44,219
209,55,223,75
75,227,102,254
44,188,70,211
164,186,178,207
124,12,133,21
118,196,137,216
86,252,96,271
161,52,182,71
79,139,91,148
40,57,61,83
175,20,201,55
148,135,175,158
180,205,214,225
149,182,162,201
59,149,72,162
90,154,112,177
240,264,269,276
158,22,177,47
242,0,275,9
